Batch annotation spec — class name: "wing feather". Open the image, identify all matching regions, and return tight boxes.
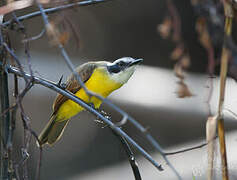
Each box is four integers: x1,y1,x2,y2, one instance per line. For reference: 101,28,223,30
52,62,97,115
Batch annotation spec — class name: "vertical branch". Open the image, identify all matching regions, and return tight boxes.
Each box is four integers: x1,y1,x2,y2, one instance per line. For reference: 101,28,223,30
9,74,18,180
218,16,232,114
0,68,10,180
0,22,3,180
110,128,142,180
217,1,233,180
218,118,228,179
10,74,18,150
0,28,10,179
10,12,36,180
5,32,17,180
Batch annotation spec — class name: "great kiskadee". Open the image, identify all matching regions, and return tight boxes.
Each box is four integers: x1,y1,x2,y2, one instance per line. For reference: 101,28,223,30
38,57,143,146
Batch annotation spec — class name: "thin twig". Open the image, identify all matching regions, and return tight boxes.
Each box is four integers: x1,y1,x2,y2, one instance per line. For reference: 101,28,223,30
165,143,207,156
165,136,218,156
28,129,43,180
11,12,34,179
3,43,28,82
22,29,45,43
224,108,237,119
145,134,182,179
14,164,21,180
3,0,113,27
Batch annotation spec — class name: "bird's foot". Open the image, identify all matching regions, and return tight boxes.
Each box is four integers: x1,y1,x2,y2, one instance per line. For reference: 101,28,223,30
94,109,110,128
100,110,112,121
94,119,106,127
88,103,95,109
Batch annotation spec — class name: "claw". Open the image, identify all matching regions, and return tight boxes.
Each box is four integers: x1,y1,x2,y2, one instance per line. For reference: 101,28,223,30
94,109,110,128
88,103,95,109
60,83,67,89
94,119,108,128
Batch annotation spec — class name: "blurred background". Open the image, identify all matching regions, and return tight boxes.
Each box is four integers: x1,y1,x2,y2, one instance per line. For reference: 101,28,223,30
5,0,237,179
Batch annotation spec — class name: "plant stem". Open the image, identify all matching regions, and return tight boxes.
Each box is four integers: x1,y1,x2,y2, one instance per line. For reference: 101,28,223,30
217,2,233,180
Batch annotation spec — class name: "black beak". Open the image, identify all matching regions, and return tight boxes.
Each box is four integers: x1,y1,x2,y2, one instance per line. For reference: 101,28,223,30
129,58,143,67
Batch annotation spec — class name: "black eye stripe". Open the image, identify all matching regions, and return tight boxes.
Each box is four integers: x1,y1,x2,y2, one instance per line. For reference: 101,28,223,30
107,60,132,73
107,64,120,73
118,61,126,66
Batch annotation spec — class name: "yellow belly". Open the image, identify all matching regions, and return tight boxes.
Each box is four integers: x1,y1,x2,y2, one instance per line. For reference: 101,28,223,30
56,68,122,121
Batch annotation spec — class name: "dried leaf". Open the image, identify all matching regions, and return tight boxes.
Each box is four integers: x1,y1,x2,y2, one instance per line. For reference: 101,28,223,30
180,54,190,68
157,17,172,39
196,17,205,33
172,31,180,43
0,0,49,15
46,22,65,46
176,80,193,98
0,0,33,15
196,18,212,50
206,116,218,180
46,23,69,46
199,30,212,50
174,64,184,79
170,44,184,60
206,116,217,143
59,32,69,46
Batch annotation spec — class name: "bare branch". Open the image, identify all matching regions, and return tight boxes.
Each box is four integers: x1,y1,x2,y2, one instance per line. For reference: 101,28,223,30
3,0,113,27
0,20,11,180
22,29,45,43
164,136,218,156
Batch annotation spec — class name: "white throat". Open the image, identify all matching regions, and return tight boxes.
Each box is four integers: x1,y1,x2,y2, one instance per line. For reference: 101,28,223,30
109,66,136,84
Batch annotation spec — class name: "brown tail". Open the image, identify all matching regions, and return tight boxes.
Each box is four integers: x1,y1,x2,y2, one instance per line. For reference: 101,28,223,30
38,115,69,146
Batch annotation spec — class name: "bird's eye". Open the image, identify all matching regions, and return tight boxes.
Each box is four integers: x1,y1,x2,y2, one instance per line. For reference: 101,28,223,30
107,61,127,73
107,64,120,73
117,61,126,67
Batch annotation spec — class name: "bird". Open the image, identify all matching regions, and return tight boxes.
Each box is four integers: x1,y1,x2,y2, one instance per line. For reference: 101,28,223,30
38,57,143,146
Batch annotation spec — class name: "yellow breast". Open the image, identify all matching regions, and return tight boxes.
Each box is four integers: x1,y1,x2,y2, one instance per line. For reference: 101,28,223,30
56,68,122,121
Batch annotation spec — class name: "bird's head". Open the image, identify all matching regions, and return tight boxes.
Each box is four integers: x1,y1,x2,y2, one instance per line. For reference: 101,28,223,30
106,57,143,84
